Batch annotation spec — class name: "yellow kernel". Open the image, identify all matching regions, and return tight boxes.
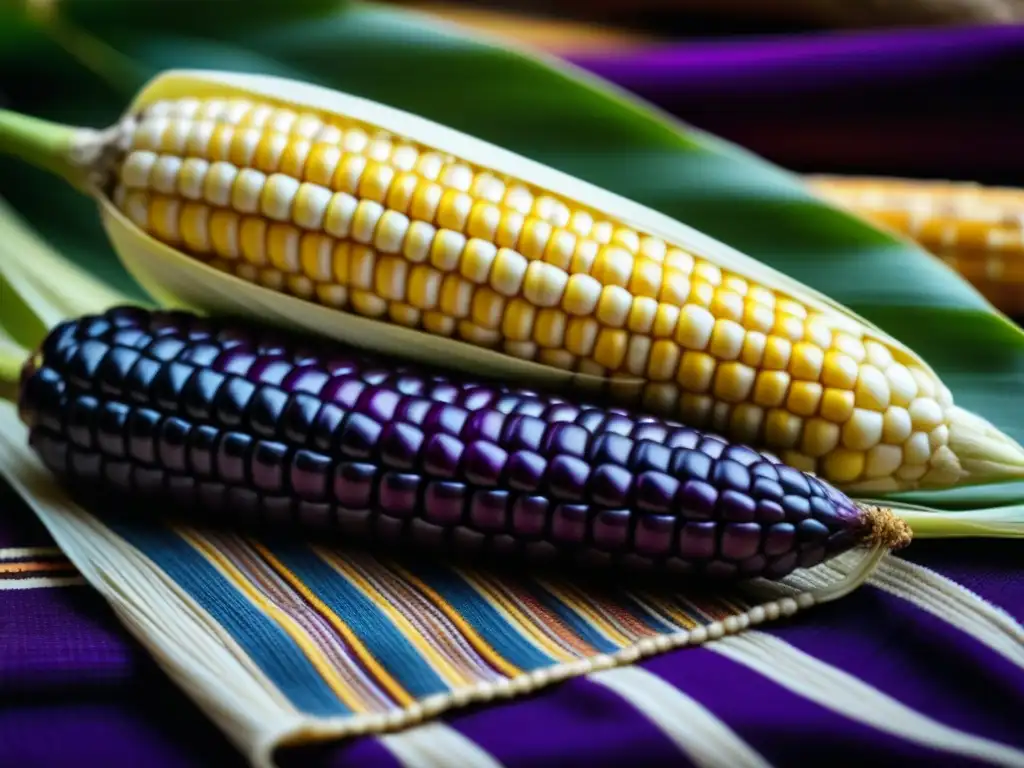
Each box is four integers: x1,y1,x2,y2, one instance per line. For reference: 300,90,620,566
496,211,525,249
652,305,680,338
821,449,865,483
665,248,694,274
374,256,409,302
763,336,791,370
744,303,775,334
802,418,840,458
722,275,748,296
459,239,498,284
790,342,825,381
753,371,790,408
544,229,577,270
351,200,384,244
231,127,263,167
533,309,568,348
567,211,593,237
819,388,855,423
562,274,602,316
292,183,332,231
612,227,640,252
740,331,767,367
207,125,234,161
179,203,211,253
414,152,444,181
358,161,395,203
437,190,473,231
266,223,300,273
333,154,367,195
831,333,866,363
865,444,903,478
503,185,534,214
565,317,599,357
804,317,834,349
625,336,653,376
596,286,632,328
439,275,473,318
764,409,802,449
591,221,614,244
639,237,667,263
647,340,680,381
909,398,944,431
675,305,715,350
708,319,745,360
593,328,628,370
693,261,722,286
323,192,357,239
373,210,409,254
537,349,576,370
407,264,443,310
305,145,340,187
316,284,348,309
776,298,807,319
422,311,456,336
331,242,351,285
279,139,311,179
713,362,756,403
710,290,744,322
238,218,267,265
642,382,679,413
885,363,918,406
822,350,859,389
730,403,764,444
774,314,804,342
429,230,467,271
882,407,913,444
298,234,332,281
787,381,822,417
410,182,443,222
781,451,817,474
257,267,284,292
490,248,529,297
904,432,932,465
471,288,506,329
629,259,662,299
748,285,776,308
504,340,537,360
388,302,421,328
658,270,691,305
386,172,419,214
208,210,239,259
467,202,500,241
590,246,634,288
522,261,569,308
502,299,537,341
439,164,473,191
402,220,436,263
842,409,884,451
351,290,387,318
570,240,599,274
520,218,553,260
855,365,890,410
348,245,376,290
678,393,714,428
677,351,716,393
627,297,658,334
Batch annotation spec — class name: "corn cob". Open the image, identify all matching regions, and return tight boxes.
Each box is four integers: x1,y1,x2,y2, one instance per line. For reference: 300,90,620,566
4,70,1024,495
807,175,1024,316
16,306,910,581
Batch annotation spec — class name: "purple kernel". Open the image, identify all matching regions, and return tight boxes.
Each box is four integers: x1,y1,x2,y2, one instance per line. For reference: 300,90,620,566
165,475,195,506
378,472,421,518
723,444,762,467
542,403,580,424
290,450,330,501
225,487,259,523
756,499,786,524
336,413,381,460
422,433,464,478
215,433,251,485
282,368,329,395
672,449,712,482
764,522,796,556
337,507,372,537
463,387,498,411
378,422,425,470
591,509,631,551
490,534,519,558
704,560,738,579
504,450,546,492
511,495,549,537
679,521,717,560
249,359,292,385
764,551,799,579
543,423,590,458
503,415,546,452
215,378,257,429
523,540,558,562
423,481,466,525
798,518,830,543
333,462,376,508
252,441,288,493
664,428,701,450
634,514,675,556
782,495,811,521
461,410,506,443
751,462,780,481
395,396,431,425
635,472,680,514
545,455,590,501
462,441,507,487
752,478,784,501
469,490,510,532
809,496,840,525
713,459,751,493
718,489,757,522
422,403,468,436
778,465,812,496
698,436,726,459
309,403,345,453
196,482,227,513
677,479,718,519
127,408,160,464
630,423,669,444
603,415,634,436
738,554,768,576
247,387,288,438
324,377,366,408
97,402,130,458
550,504,588,544
186,424,218,477
631,442,672,473
69,448,102,481
588,463,633,507
574,409,605,433
589,433,633,466
722,522,762,560
407,518,447,551
451,526,486,554
360,389,401,422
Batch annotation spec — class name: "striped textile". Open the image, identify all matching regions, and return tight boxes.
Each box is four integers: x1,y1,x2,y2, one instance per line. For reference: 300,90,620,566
1,400,1022,767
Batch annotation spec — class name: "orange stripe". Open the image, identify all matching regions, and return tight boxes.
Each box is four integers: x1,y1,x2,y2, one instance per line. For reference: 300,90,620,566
0,561,75,574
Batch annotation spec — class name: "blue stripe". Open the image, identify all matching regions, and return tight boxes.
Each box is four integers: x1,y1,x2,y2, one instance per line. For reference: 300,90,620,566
109,522,349,717
402,560,555,672
522,582,620,654
616,590,685,634
266,542,450,699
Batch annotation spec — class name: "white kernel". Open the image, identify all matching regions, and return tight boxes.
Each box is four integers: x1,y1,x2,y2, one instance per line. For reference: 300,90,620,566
260,174,300,221
151,155,183,195
403,221,437,263
231,168,267,214
639,236,667,263
910,367,937,398
504,185,534,215
625,336,652,376
414,152,444,180
470,173,505,203
533,196,570,228
864,340,894,369
185,120,215,156
323,193,358,239
231,127,262,165
293,113,323,139
439,164,473,191
896,464,928,482
334,155,367,194
122,190,150,229
132,117,169,150
929,425,950,450
177,158,209,200
904,432,932,465
523,261,569,308
161,119,191,153
223,100,252,123
390,145,420,171
268,109,297,135
142,100,174,118
460,240,498,284
854,364,890,410
885,363,918,406
372,210,409,254
882,406,913,444
591,221,613,244
312,124,343,145
568,210,594,237
203,162,237,207
504,340,538,360
121,151,157,188
909,398,944,431
292,184,332,230
351,200,384,243
842,409,883,451
366,137,393,162
865,444,903,478
431,230,468,271
676,305,715,350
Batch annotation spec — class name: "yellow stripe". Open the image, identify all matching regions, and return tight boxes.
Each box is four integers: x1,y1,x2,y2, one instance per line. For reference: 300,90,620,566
388,561,523,679
317,549,470,689
251,541,414,708
634,592,700,631
536,578,638,648
179,530,365,712
458,568,579,662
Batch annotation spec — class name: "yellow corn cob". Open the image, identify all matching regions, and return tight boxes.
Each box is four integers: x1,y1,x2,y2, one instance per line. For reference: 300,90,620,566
4,70,1024,495
808,175,1024,316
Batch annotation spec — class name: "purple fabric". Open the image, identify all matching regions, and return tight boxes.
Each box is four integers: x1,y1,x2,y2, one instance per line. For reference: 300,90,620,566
567,25,1024,183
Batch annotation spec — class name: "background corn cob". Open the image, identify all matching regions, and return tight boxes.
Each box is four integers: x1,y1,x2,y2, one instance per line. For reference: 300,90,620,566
16,305,909,581
93,90,970,493
807,175,1024,317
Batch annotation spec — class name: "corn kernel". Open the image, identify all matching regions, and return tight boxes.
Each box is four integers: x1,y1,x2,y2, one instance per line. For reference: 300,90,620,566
538,349,575,370
408,265,443,310
821,448,865,483
374,255,408,302
744,303,775,334
331,242,351,285
266,223,300,272
333,154,367,195
833,333,866,362
414,153,444,181
502,299,537,341
231,128,263,168
523,261,569,308
351,290,387,318
627,297,658,334
730,403,764,444
470,172,505,203
708,319,745,360
323,192,358,239
533,309,567,348
909,398,944,431
781,450,817,474
439,275,473,318
520,218,553,260
763,336,791,370
612,227,640,252
562,274,601,316
570,240,599,274
278,139,311,179
911,368,937,399
437,190,473,231
790,342,824,381
774,313,804,342
677,351,716,393
348,245,377,290
802,418,840,457
658,270,691,305
430,230,467,271
865,444,903,478
642,382,679,413
740,331,767,368
885,363,918,406
258,174,299,222
713,362,755,403
625,336,652,376
180,203,210,253
710,290,744,322
459,239,498,284
543,230,577,271
594,328,628,370
299,234,332,281
787,381,822,417
652,305,680,338
292,183,332,231
410,182,443,222
401,221,436,263
591,246,634,288
176,157,208,200
467,202,500,241
238,218,266,265
665,248,694,274
591,221,614,244
439,164,473,191
471,288,506,329
882,406,913,444
753,371,790,408
639,237,667,264
305,145,340,187
896,464,927,482
503,185,534,215
819,388,854,423
208,210,239,259
842,409,883,451
315,284,348,309
629,259,662,299
722,275,749,296
496,211,524,249
904,432,932,465
675,305,715,350
386,172,419,214
764,409,802,449
596,286,632,328
678,393,714,427
568,211,594,238
646,340,680,381
822,350,858,389
855,365,890,410
504,340,537,360
804,317,833,349
930,425,950,450
693,261,722,286
358,162,395,204
388,302,421,328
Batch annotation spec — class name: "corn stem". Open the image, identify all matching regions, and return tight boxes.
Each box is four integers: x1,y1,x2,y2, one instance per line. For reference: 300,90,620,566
0,326,28,404
0,109,85,188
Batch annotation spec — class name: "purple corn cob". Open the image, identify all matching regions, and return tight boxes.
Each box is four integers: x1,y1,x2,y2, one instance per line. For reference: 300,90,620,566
16,306,910,581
